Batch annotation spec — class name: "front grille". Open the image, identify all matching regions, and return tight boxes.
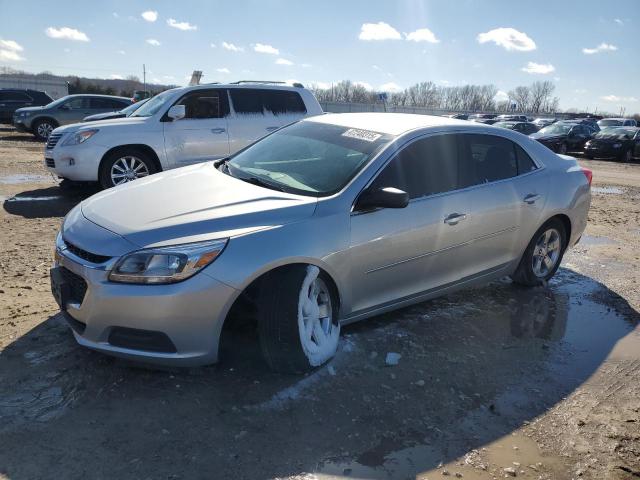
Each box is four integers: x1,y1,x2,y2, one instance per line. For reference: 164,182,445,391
64,239,112,264
45,158,55,168
46,133,63,149
59,266,88,305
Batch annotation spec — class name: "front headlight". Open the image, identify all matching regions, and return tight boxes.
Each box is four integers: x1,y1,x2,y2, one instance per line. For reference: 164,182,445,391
108,239,228,284
612,143,622,148
62,129,99,146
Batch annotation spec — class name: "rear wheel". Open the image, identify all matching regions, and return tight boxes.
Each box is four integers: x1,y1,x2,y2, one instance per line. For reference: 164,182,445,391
558,143,568,155
511,219,566,287
33,119,57,141
98,149,157,189
620,149,632,163
258,265,340,373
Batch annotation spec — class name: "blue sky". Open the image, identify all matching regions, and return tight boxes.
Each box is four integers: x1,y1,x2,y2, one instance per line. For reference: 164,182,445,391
1,0,638,113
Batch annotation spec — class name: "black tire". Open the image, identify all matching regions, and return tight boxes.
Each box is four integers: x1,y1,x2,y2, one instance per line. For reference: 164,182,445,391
619,149,632,163
558,143,568,155
511,218,567,287
257,265,340,373
33,118,57,141
98,148,158,189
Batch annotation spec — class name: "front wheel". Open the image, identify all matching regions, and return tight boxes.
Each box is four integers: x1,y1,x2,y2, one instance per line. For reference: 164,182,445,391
98,149,157,189
258,265,340,373
511,219,566,287
620,149,632,163
558,143,568,155
33,119,57,141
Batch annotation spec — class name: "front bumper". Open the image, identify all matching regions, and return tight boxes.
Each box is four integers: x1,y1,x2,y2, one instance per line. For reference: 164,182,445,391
44,135,110,182
583,143,622,158
53,235,240,366
12,119,30,132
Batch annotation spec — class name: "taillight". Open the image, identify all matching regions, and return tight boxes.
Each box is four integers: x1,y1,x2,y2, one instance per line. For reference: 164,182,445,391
581,167,593,186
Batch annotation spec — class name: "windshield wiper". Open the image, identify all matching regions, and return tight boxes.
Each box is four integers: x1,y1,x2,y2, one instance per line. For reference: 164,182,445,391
238,175,286,192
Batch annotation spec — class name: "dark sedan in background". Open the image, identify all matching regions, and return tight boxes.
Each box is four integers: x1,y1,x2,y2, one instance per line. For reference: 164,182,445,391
493,121,539,135
82,97,149,122
0,88,53,123
584,127,640,162
529,122,592,154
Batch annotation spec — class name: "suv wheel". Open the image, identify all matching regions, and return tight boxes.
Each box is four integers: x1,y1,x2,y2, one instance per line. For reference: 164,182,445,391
511,218,566,287
258,265,340,373
99,149,157,189
33,119,57,141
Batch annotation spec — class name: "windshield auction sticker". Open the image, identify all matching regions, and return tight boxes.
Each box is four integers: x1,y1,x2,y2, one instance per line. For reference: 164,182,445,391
342,128,382,142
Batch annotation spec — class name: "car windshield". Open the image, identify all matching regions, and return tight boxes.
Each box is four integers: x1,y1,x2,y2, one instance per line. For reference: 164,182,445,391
595,127,637,140
130,90,175,117
598,119,623,127
121,98,149,115
494,122,517,129
226,121,393,196
44,96,74,108
538,124,572,135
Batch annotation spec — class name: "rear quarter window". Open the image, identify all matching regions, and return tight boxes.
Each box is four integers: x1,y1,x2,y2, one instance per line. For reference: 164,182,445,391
230,89,307,115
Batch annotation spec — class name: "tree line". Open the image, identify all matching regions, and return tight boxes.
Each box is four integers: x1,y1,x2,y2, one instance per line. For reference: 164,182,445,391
311,80,560,114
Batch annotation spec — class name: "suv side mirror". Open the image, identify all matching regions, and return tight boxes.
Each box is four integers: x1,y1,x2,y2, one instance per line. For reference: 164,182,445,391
167,104,186,121
355,187,409,212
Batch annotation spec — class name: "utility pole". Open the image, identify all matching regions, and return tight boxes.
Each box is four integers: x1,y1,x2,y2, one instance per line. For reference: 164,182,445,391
143,64,146,93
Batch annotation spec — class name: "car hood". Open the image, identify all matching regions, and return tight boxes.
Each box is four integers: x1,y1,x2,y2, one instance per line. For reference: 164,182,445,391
530,133,565,141
80,163,318,248
14,106,46,114
53,116,149,134
83,112,125,122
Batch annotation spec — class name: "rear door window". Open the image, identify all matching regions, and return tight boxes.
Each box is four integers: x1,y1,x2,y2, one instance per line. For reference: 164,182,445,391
370,134,460,199
230,88,307,115
458,134,518,187
2,91,32,102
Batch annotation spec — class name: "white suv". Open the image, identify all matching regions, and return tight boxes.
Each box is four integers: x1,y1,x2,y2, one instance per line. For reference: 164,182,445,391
44,82,323,188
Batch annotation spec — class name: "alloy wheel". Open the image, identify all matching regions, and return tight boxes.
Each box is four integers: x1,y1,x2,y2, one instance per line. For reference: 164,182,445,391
37,122,53,139
298,276,336,356
110,156,150,186
532,228,561,278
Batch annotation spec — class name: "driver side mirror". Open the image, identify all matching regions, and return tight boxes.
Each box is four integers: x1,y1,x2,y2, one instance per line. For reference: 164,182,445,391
167,104,185,121
355,187,409,212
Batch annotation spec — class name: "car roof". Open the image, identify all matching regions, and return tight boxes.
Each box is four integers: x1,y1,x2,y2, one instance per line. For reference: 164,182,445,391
599,118,626,121
305,112,474,136
180,83,308,92
64,94,131,100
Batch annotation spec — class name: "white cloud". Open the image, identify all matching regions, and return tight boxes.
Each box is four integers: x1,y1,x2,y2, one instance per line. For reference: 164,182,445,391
405,28,439,43
574,89,588,94
112,12,119,18
494,90,509,102
0,49,25,62
582,42,617,55
354,81,373,90
216,68,230,74
117,49,126,55
310,81,331,90
477,27,536,51
45,27,90,42
0,39,23,52
141,10,158,22
372,65,381,71
222,41,243,52
614,18,623,25
301,63,312,68
167,18,197,31
521,61,555,74
146,38,161,46
210,43,216,48
601,95,638,103
359,22,401,41
110,74,124,80
379,82,402,92
275,58,294,66
254,43,279,55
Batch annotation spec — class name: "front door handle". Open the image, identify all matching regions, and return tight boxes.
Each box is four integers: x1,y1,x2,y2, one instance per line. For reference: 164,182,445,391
524,193,541,204
211,128,226,134
265,126,279,132
444,213,467,225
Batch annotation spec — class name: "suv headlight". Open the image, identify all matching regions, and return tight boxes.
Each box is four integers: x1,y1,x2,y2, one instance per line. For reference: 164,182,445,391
108,239,228,284
62,129,99,146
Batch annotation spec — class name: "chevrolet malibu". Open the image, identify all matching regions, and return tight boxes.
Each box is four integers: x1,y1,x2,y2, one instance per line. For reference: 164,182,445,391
51,113,592,373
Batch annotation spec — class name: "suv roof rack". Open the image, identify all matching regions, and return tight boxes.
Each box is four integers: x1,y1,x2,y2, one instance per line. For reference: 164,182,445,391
229,80,305,88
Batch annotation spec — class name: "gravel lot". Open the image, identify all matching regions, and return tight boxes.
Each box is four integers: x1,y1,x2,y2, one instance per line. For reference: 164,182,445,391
0,125,638,480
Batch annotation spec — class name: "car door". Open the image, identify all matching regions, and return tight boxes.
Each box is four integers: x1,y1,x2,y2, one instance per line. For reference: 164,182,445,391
569,125,589,150
162,88,230,167
634,131,640,158
349,133,472,313
56,97,92,125
453,133,548,279
0,91,33,120
88,97,126,116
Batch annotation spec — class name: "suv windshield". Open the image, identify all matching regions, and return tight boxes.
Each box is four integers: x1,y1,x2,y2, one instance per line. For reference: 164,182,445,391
538,124,572,135
130,90,176,117
227,121,393,196
121,98,149,115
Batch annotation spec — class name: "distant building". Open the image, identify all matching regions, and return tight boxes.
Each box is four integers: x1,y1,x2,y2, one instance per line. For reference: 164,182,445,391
0,75,68,99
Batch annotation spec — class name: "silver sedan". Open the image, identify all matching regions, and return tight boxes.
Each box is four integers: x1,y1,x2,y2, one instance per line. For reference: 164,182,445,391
51,113,592,372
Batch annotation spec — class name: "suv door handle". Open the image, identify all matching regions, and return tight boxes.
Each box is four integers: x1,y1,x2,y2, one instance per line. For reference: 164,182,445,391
211,128,226,134
524,193,541,204
266,126,279,132
444,213,467,225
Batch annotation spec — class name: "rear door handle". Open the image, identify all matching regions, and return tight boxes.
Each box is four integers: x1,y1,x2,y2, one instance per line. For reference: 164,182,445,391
444,213,467,225
524,193,541,204
265,126,279,132
211,128,226,134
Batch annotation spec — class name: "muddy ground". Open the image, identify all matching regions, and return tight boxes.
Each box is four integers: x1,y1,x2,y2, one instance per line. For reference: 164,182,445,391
0,125,638,480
